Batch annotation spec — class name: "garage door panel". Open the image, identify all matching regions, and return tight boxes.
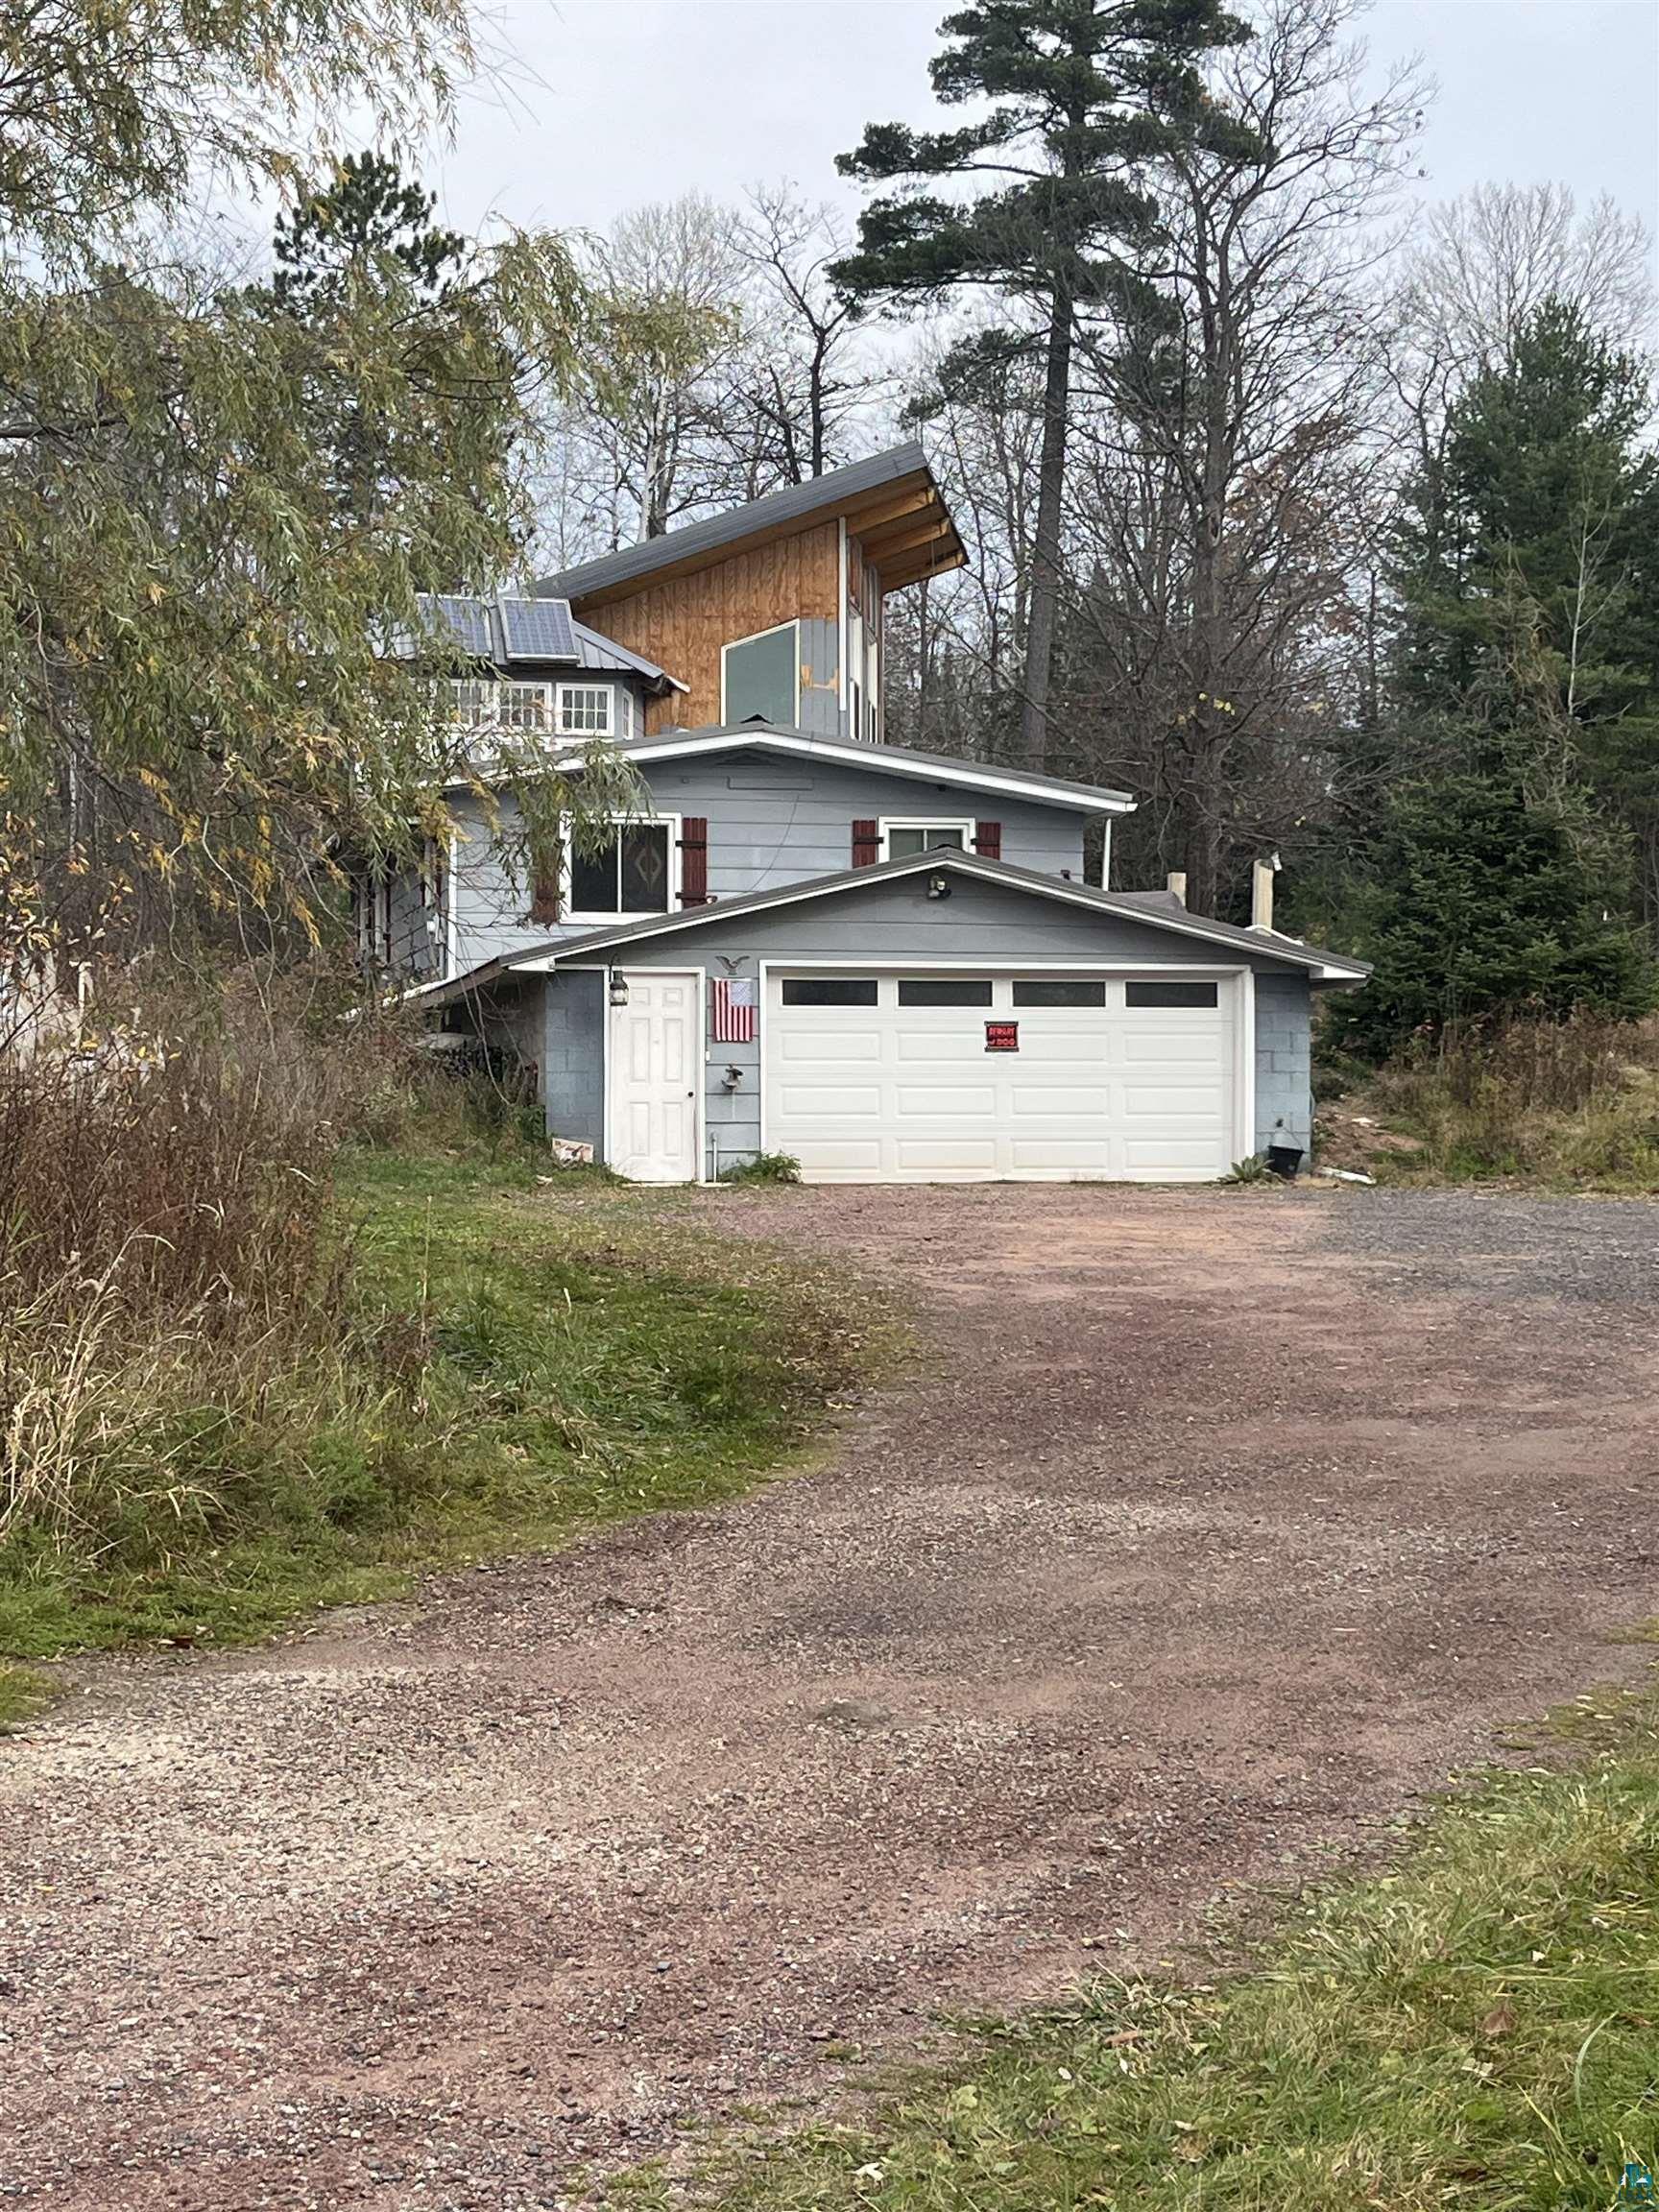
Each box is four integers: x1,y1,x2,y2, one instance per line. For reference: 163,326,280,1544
780,1084,883,1118
1122,1030,1224,1065
766,971,1237,1185
894,1138,998,1171
778,1029,882,1064
898,1085,998,1116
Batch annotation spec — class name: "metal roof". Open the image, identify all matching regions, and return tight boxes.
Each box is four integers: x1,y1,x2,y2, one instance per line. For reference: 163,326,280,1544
534,441,965,606
409,594,678,690
412,847,1370,1004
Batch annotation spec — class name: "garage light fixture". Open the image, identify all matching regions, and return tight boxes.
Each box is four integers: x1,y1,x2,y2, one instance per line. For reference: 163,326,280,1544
926,873,951,900
608,973,630,1007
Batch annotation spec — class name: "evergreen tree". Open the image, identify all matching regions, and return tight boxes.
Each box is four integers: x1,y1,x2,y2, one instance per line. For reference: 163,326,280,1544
1334,729,1654,1055
833,0,1258,773
272,150,468,312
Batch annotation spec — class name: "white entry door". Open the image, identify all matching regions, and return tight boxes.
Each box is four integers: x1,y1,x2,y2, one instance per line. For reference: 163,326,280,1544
609,970,700,1182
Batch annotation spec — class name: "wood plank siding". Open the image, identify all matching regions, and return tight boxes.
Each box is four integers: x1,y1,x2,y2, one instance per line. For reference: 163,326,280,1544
581,521,841,735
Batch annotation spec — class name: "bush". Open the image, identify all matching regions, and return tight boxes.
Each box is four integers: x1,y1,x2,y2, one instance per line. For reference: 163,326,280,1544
720,1151,802,1186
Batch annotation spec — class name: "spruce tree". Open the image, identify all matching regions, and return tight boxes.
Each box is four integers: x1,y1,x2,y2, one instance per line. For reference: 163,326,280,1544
834,0,1257,772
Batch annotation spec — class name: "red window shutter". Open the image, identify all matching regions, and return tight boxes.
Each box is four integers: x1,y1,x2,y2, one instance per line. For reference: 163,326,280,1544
852,818,880,868
528,831,562,926
974,819,1002,860
680,816,709,904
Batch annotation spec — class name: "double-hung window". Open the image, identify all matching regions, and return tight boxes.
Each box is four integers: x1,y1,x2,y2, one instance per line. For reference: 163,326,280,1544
566,817,679,917
555,683,614,737
880,818,974,860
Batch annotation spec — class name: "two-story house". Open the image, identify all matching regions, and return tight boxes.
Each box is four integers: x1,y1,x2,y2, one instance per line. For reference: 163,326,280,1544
382,442,1365,1184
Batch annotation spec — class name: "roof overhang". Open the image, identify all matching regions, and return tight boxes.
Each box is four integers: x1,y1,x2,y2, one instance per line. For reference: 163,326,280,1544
550,725,1137,816
413,849,1370,1005
535,442,966,612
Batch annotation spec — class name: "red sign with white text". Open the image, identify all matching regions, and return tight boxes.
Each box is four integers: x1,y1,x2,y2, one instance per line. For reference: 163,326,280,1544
985,1022,1019,1051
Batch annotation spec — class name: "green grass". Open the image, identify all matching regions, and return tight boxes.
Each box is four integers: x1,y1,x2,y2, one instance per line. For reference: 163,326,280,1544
0,1662,52,1731
612,1675,1659,2212
0,1148,891,1662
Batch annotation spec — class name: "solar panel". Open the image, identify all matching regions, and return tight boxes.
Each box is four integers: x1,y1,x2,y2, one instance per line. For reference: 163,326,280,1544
418,594,496,659
500,596,577,662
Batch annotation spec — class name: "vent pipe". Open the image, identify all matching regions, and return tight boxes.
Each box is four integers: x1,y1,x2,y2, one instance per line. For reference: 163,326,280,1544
1166,871,1187,907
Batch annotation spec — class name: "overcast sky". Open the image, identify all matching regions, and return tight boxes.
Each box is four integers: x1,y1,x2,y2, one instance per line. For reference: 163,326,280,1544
425,0,1659,298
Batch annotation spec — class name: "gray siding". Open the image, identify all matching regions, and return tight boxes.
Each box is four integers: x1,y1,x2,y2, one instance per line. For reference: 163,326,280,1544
441,753,1094,975
542,970,606,1150
513,871,1310,1171
1253,971,1312,1158
799,617,841,735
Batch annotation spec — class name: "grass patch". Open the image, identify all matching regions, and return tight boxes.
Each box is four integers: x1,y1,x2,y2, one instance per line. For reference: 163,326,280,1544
613,1676,1659,2212
0,1149,892,1659
0,1662,53,1731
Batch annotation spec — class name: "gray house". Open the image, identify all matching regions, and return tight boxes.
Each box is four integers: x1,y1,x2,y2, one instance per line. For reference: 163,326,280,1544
372,448,1367,1184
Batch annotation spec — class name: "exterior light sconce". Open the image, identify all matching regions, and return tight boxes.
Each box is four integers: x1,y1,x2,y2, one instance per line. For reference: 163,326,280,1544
608,973,630,1007
722,1064,744,1091
926,873,951,900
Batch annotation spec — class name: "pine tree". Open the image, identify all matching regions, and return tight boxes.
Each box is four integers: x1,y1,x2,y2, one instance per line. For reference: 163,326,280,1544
833,0,1257,772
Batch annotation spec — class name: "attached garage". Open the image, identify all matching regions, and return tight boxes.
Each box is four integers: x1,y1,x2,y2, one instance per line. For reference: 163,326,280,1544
764,970,1242,1183
430,848,1369,1185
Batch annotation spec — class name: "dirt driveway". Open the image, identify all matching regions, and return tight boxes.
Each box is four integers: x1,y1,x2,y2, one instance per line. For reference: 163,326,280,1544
5,1185,1659,2209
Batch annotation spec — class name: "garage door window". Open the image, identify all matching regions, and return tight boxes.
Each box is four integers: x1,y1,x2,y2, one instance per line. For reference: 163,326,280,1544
1125,979,1219,1007
897,978,993,1006
781,977,879,1006
1013,979,1107,1007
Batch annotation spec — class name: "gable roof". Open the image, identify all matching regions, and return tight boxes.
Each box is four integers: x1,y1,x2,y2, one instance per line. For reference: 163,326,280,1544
409,593,684,694
535,442,966,609
413,847,1369,1004
538,722,1137,815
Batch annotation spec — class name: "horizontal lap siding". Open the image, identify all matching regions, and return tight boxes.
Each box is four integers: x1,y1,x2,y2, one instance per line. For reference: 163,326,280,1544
642,759,1087,893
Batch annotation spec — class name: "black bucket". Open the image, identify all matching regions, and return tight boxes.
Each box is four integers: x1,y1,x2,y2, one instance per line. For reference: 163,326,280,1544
1266,1140,1304,1181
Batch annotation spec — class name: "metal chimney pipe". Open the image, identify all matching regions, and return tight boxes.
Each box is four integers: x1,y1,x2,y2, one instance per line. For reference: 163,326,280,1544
1166,871,1187,906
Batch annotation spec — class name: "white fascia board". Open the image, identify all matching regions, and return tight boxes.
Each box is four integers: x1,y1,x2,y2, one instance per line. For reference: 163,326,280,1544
577,729,1137,816
504,849,1352,978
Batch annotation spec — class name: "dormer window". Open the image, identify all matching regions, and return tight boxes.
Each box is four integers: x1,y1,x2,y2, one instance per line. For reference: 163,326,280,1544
556,683,614,737
722,621,799,727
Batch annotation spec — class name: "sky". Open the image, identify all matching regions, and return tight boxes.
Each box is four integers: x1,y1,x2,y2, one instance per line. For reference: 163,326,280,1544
423,0,1659,294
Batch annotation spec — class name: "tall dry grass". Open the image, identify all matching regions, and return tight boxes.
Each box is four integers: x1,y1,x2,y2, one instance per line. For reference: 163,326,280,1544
1365,1008,1659,1183
0,982,434,1567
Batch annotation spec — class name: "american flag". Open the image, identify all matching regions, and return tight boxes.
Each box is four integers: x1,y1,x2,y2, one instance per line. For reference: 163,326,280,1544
711,975,757,1043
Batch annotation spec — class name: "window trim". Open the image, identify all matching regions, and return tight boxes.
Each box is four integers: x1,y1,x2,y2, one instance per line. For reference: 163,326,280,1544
878,816,975,861
554,681,615,738
562,810,682,924
446,677,554,733
721,619,801,727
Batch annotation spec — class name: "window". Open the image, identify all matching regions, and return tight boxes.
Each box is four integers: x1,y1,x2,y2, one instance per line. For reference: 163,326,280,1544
1014,979,1107,1008
567,822,675,916
1125,979,1219,1008
723,621,799,726
446,678,551,732
882,819,973,860
556,683,613,737
448,678,495,728
781,977,878,1006
898,978,993,1007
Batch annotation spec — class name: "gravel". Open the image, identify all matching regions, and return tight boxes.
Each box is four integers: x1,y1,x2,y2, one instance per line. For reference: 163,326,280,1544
4,1180,1657,2209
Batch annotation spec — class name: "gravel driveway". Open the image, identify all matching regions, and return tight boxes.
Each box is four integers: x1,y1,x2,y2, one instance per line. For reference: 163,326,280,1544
5,1184,1658,2209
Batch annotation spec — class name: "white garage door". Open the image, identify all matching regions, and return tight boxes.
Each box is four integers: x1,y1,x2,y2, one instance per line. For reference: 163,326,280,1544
764,971,1241,1184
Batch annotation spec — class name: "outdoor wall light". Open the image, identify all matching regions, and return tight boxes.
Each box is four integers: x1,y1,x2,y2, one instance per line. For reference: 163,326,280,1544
926,873,951,900
722,1064,744,1091
608,974,629,1007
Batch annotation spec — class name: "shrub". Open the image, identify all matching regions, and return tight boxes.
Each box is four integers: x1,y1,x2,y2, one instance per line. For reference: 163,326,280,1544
720,1151,802,1186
